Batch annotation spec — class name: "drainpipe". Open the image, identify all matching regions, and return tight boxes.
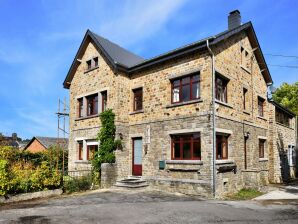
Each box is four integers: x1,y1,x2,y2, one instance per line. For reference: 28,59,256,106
206,38,216,197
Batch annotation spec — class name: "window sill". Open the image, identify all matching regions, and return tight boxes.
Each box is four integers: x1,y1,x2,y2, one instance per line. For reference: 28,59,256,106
129,110,144,115
215,100,233,109
166,160,203,165
259,158,269,162
215,159,235,165
74,160,91,164
241,65,251,74
84,66,99,73
257,116,267,121
243,110,251,115
216,160,237,173
165,99,203,108
75,114,99,121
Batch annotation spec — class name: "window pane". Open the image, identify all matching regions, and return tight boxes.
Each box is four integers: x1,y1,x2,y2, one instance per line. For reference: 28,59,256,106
193,133,200,140
216,76,227,103
134,89,143,111
193,142,201,159
183,142,191,159
182,77,190,84
173,79,180,87
173,142,180,159
192,74,199,82
191,82,199,99
87,60,91,70
222,138,228,159
94,57,98,67
78,141,83,160
93,95,98,115
217,137,222,159
172,86,180,103
216,135,228,159
102,91,107,112
182,85,190,101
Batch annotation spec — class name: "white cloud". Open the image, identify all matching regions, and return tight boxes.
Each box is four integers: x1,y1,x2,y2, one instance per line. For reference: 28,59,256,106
98,0,188,46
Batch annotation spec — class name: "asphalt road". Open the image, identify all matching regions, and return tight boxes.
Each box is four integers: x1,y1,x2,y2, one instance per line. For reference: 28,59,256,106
0,190,298,224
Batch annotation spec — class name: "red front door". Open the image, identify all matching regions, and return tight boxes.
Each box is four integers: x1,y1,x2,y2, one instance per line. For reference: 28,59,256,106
132,138,142,176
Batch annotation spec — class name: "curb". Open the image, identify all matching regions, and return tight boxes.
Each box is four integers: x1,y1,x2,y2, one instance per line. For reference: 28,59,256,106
0,189,63,204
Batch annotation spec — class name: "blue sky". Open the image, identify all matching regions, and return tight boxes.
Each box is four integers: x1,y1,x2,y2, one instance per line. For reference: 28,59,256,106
0,0,297,139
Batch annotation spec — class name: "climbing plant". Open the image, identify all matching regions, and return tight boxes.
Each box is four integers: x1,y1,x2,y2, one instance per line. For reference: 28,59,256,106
92,109,121,172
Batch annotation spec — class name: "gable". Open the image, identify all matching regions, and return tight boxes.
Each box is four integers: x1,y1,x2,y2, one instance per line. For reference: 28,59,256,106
63,30,144,89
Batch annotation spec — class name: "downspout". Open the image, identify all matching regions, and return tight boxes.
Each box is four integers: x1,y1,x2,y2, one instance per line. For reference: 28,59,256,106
206,38,216,197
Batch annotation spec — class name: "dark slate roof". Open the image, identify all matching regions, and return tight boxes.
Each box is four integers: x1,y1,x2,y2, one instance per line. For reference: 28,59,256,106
63,22,273,88
24,136,68,150
269,100,296,117
91,32,144,67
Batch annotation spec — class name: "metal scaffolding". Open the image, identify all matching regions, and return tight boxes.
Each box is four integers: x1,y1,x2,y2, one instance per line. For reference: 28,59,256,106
56,97,69,173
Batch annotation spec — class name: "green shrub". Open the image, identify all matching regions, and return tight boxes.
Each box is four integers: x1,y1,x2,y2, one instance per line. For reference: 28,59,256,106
63,175,93,193
0,159,12,196
92,109,121,172
0,145,63,196
30,161,61,191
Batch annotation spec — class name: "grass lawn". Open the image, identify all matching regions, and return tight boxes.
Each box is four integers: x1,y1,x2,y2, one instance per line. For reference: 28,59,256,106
225,188,264,200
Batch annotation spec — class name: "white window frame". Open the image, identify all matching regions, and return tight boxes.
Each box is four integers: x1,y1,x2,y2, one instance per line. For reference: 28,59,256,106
75,138,99,161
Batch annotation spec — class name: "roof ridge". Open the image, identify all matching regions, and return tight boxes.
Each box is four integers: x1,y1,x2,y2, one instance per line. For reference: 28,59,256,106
89,30,144,61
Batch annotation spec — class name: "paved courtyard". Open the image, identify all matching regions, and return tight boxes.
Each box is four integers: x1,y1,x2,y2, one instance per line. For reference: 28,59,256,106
0,189,298,224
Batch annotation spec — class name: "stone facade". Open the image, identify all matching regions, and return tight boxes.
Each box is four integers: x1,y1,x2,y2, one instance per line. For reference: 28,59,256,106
65,26,297,197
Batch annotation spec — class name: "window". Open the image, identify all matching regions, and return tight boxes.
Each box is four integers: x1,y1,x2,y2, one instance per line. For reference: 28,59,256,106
101,91,107,112
243,88,247,110
288,145,296,167
276,108,291,127
77,98,83,118
171,133,201,160
259,139,265,158
258,97,264,117
216,134,228,160
133,88,143,111
86,57,99,71
215,74,228,103
87,94,98,116
78,141,83,160
241,47,251,71
94,57,98,67
171,73,200,103
86,60,92,70
87,145,98,160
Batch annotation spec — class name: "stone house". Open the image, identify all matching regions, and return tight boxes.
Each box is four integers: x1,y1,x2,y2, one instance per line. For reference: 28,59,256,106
24,136,68,153
63,10,297,197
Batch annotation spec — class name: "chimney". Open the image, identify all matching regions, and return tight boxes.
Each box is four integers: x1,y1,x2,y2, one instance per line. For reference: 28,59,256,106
228,10,241,30
12,133,17,140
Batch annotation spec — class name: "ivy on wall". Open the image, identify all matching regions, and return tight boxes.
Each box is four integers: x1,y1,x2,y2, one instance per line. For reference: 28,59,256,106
92,109,121,172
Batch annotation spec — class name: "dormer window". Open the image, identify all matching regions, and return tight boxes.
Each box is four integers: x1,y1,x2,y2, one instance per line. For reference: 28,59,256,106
86,57,99,71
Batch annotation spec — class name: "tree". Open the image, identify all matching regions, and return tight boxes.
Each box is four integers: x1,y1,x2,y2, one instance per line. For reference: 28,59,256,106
273,82,298,115
92,109,121,172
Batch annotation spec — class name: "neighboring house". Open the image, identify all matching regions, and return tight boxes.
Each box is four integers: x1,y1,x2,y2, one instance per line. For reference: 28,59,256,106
24,136,68,153
269,100,297,182
0,133,22,148
63,10,297,196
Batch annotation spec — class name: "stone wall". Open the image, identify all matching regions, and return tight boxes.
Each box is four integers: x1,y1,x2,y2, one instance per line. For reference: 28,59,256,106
268,103,297,183
101,163,117,188
66,29,294,196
